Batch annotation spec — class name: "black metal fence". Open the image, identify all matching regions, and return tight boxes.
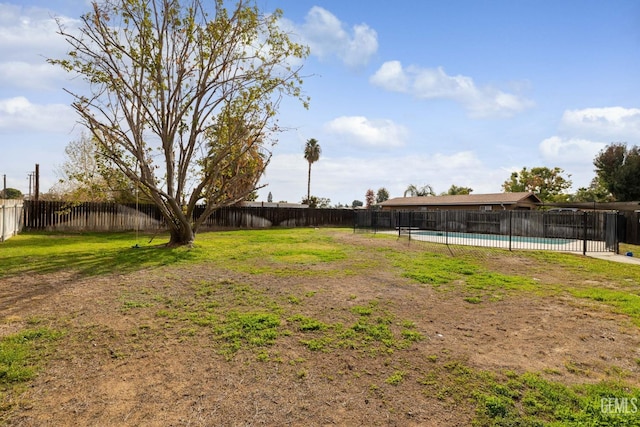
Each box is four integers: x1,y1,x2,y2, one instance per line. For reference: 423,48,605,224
354,210,620,254
22,200,355,232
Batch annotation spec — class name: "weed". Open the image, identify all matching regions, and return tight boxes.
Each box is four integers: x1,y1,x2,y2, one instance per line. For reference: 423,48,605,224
289,315,327,332
400,329,424,342
351,305,373,316
286,295,301,305
385,371,406,386
301,337,332,351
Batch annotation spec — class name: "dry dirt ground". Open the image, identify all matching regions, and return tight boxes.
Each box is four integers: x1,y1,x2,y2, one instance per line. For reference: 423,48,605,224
2,231,640,426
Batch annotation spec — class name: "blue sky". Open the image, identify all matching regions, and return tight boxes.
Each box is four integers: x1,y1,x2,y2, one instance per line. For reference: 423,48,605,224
2,1,640,205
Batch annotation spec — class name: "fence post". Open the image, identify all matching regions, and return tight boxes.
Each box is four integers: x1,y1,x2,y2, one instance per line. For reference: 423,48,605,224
583,211,588,255
445,210,449,246
508,210,512,252
352,210,356,233
1,203,5,242
373,210,377,234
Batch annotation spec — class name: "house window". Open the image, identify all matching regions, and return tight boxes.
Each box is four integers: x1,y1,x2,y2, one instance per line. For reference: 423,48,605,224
480,205,492,211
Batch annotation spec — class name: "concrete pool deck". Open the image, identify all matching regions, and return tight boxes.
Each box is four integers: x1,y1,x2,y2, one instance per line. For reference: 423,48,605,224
586,252,640,265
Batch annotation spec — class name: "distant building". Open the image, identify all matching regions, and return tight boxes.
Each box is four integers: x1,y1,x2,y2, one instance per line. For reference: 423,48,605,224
379,192,542,211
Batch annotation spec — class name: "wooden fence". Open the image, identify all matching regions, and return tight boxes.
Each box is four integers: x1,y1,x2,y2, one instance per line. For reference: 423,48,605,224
21,201,355,232
618,210,640,245
0,199,24,242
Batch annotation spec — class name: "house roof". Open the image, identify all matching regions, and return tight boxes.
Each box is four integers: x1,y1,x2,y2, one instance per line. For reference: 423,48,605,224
380,192,542,207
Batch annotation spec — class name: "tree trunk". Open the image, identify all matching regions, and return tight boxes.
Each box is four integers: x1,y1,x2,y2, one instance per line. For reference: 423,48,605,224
168,224,195,247
307,162,312,202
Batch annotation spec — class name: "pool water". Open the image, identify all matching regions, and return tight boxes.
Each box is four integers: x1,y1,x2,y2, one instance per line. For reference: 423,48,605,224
412,230,572,245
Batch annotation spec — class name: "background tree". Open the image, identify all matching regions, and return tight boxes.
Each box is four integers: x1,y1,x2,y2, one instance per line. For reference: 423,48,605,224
352,200,363,208
502,166,572,202
442,185,473,195
51,133,137,202
569,177,614,203
267,192,273,203
304,138,321,202
50,0,308,246
365,189,375,208
376,187,389,203
594,143,640,201
1,188,22,199
302,195,330,208
404,184,435,197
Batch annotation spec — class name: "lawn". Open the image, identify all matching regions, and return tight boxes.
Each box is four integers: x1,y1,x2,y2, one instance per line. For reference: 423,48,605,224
1,228,640,426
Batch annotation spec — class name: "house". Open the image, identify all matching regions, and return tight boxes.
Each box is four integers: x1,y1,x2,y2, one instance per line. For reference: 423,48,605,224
379,192,542,211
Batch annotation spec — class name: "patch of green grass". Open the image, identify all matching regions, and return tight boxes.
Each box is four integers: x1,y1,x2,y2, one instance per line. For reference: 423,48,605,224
389,250,538,299
351,304,374,316
0,328,62,388
0,229,354,278
420,359,640,426
215,311,281,353
569,287,640,326
300,337,333,351
0,232,193,277
385,370,406,386
528,250,640,284
289,315,328,332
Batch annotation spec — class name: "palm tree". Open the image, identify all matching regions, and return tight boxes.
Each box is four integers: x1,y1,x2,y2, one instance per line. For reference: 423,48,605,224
404,184,435,197
304,138,321,202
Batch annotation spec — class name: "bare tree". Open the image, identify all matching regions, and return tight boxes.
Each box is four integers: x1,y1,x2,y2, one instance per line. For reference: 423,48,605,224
49,0,309,245
52,133,137,202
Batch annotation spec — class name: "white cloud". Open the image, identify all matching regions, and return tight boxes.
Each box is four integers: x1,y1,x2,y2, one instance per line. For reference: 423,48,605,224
368,60,408,92
324,116,408,148
370,61,534,118
0,61,70,90
0,4,80,90
293,6,378,68
539,136,606,164
0,5,75,59
0,96,75,133
560,107,640,140
535,107,640,190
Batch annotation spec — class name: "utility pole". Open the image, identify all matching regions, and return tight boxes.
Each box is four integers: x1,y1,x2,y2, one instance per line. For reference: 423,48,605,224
34,163,40,202
2,174,5,198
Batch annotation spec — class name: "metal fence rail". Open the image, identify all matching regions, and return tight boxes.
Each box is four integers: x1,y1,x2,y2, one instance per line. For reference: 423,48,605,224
1,199,24,242
354,209,619,254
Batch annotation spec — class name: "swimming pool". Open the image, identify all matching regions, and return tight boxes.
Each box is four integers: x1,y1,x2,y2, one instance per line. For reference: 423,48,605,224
412,230,572,245
388,228,611,253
